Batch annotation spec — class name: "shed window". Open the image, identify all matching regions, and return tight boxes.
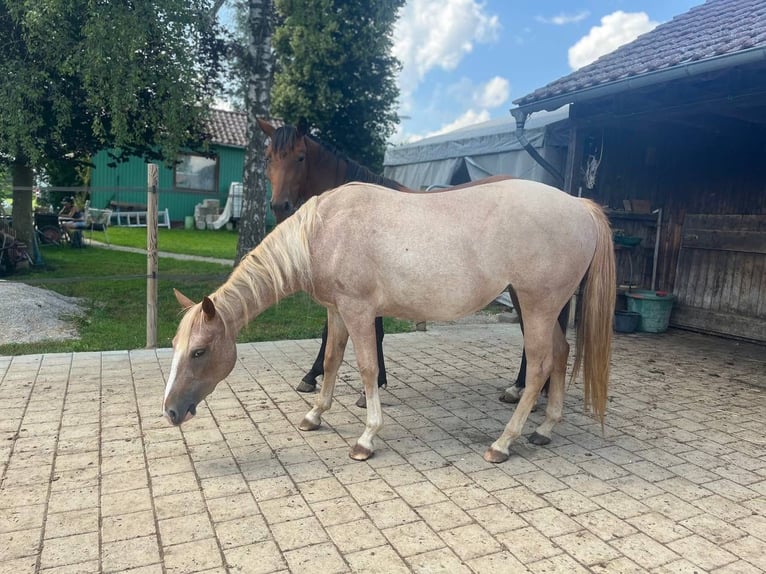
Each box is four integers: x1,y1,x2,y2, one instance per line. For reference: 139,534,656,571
175,154,218,192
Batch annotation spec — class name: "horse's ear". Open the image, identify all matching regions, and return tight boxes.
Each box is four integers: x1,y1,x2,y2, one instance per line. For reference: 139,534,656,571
296,117,309,137
256,118,275,137
174,289,196,310
201,296,217,320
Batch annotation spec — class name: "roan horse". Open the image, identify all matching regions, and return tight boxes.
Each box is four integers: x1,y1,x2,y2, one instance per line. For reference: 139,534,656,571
257,118,566,407
164,179,616,463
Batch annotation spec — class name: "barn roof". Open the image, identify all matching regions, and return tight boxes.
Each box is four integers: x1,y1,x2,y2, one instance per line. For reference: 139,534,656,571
206,108,247,148
514,0,766,113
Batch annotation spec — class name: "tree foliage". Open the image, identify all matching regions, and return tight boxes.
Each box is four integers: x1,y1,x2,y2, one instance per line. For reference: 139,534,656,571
0,0,226,168
0,0,227,244
271,0,403,172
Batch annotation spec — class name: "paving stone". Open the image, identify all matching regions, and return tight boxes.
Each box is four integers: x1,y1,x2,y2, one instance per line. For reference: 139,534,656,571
1,324,763,573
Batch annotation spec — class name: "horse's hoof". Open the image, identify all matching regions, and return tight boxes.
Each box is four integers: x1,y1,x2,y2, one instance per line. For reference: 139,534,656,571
296,380,317,393
483,448,509,464
355,392,367,409
528,432,551,446
298,417,320,431
499,385,523,404
349,443,373,461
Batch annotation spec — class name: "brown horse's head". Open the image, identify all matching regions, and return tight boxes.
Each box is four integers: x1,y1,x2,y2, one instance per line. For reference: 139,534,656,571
257,118,309,222
162,289,237,425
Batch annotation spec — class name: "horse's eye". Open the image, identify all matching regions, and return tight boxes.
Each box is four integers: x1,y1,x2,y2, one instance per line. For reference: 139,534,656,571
297,155,305,162
192,349,205,359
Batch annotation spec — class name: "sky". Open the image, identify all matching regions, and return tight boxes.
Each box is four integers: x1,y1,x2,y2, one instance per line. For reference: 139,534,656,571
391,0,702,143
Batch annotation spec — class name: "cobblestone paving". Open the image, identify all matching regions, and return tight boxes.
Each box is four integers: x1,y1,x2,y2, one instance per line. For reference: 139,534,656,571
1,323,764,573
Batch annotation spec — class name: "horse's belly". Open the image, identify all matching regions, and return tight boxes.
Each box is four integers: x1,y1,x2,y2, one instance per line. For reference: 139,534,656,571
375,269,508,322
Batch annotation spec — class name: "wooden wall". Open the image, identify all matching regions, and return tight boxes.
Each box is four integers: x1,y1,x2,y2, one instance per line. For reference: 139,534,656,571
577,118,766,342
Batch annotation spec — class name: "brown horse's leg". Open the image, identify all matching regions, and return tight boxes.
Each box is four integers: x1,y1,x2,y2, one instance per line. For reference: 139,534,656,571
300,310,348,431
485,314,555,463
529,324,569,445
297,321,328,392
355,316,387,408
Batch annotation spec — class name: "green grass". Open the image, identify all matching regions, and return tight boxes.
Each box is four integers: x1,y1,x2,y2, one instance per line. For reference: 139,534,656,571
1,227,413,355
106,226,239,259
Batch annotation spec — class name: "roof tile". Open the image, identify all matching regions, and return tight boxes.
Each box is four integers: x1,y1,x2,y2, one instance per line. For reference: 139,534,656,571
206,108,247,148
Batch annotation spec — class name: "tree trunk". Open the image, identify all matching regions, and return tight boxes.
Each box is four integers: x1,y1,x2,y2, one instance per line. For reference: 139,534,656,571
235,0,275,264
11,164,34,248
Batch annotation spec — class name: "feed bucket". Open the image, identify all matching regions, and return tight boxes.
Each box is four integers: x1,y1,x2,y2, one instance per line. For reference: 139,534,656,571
625,290,676,333
613,310,640,333
184,215,194,230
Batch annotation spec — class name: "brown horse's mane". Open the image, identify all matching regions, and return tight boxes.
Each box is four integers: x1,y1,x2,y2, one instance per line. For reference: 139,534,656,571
271,125,404,190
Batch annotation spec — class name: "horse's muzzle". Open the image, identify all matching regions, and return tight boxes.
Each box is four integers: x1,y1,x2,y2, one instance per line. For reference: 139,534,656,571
164,402,196,425
271,201,295,222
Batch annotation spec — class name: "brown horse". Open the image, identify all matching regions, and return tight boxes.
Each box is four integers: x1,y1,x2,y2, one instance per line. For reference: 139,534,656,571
164,179,615,464
257,118,564,406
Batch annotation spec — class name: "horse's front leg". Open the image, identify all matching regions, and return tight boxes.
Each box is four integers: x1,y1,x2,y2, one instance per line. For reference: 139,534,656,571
347,320,383,461
299,309,348,431
485,317,554,463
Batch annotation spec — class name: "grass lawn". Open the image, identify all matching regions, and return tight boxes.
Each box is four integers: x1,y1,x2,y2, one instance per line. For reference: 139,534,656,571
1,226,413,355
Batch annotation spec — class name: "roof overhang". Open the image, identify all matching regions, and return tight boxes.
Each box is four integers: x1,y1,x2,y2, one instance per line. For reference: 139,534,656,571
512,46,766,117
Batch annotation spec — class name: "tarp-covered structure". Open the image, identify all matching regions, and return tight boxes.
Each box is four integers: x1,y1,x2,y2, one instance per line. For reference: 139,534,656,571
383,106,570,190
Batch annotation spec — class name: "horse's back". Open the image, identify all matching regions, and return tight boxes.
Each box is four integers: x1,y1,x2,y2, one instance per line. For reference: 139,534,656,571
309,179,601,320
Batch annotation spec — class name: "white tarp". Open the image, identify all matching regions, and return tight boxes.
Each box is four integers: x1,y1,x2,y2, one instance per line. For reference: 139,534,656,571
384,106,570,190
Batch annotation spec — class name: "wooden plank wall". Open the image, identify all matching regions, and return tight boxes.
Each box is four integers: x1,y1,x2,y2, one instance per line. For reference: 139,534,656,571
577,119,766,342
673,215,766,341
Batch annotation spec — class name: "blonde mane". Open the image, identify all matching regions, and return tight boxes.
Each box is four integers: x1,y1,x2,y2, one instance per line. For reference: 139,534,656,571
212,196,320,322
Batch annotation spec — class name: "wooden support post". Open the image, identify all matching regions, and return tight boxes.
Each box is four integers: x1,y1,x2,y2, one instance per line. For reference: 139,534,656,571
146,164,159,349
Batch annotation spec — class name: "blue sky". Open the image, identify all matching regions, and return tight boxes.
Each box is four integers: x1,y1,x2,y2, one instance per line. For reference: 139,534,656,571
392,0,702,142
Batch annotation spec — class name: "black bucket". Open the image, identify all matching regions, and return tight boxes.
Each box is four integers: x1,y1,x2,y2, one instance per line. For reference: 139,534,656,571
614,310,640,333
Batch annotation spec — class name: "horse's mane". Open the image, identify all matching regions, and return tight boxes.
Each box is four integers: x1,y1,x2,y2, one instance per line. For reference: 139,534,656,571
210,196,320,321
271,125,403,190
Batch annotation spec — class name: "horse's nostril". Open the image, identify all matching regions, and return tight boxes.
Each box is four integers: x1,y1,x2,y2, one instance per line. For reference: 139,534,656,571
167,409,178,423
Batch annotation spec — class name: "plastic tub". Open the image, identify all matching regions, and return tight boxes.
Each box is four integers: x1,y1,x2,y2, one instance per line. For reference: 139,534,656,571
625,290,676,333
614,310,641,333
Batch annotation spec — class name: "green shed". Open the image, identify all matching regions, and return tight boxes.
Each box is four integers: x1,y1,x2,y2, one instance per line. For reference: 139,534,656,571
89,109,272,228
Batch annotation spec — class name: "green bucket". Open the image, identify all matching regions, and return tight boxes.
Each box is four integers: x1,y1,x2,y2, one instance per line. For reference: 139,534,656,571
625,290,675,333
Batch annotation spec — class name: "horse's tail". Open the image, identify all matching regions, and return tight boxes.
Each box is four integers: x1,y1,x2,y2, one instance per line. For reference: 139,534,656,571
571,200,616,425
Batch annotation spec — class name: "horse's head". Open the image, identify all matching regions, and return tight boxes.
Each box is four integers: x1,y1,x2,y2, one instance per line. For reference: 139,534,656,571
257,118,309,222
162,289,238,425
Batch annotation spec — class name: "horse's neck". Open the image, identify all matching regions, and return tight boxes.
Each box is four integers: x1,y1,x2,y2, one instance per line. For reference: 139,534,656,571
309,144,345,192
211,223,311,331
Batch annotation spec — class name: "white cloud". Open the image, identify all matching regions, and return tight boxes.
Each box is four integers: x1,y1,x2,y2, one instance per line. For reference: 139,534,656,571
536,11,589,25
568,11,658,70
474,76,509,108
394,0,501,98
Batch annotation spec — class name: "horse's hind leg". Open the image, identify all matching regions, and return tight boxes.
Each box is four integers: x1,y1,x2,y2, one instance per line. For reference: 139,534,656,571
529,323,569,446
485,316,555,464
297,322,328,392
299,310,348,431
500,290,568,405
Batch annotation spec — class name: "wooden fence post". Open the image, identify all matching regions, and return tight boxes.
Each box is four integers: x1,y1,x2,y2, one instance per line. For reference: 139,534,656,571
146,164,159,348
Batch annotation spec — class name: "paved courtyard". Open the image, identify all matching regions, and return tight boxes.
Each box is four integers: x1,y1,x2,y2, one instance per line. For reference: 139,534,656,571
1,322,764,573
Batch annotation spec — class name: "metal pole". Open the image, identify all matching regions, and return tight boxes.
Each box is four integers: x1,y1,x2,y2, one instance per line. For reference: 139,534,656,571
146,164,159,348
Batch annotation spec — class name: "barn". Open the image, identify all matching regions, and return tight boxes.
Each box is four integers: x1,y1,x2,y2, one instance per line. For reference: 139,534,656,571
512,0,766,343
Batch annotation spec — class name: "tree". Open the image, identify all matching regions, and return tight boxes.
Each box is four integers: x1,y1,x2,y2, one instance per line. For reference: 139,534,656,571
271,0,403,172
0,1,226,245
234,0,276,263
